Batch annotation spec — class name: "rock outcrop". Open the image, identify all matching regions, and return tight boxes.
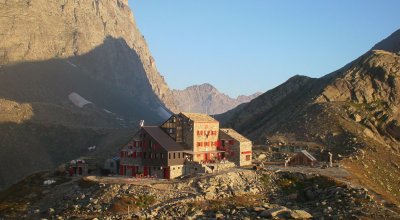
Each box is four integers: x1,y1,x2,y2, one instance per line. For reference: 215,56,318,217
0,0,178,191
172,83,261,114
222,29,400,201
0,0,178,113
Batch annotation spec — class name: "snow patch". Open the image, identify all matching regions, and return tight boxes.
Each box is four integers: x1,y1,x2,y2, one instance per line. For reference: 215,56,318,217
157,106,172,120
103,109,112,113
67,61,77,67
68,93,92,108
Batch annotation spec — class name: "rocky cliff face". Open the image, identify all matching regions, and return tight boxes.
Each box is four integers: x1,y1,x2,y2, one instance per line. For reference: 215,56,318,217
0,0,178,113
223,29,400,200
172,83,261,114
0,0,178,191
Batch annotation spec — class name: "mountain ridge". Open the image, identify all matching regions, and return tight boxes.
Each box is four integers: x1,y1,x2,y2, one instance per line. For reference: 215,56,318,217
172,83,261,114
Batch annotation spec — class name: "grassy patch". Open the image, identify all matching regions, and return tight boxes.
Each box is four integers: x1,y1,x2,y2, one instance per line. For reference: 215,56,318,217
260,174,270,185
205,195,264,211
109,195,156,213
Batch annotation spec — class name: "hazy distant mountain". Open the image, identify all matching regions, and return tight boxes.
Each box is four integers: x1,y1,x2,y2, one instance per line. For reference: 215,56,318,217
221,29,400,200
0,0,177,191
172,83,261,114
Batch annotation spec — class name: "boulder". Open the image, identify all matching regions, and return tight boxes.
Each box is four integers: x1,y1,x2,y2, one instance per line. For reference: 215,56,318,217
288,210,313,219
260,207,289,218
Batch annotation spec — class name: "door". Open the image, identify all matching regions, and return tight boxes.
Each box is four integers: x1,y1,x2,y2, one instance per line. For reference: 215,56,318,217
185,166,190,174
78,167,82,175
144,167,148,176
119,165,123,175
132,166,136,176
164,167,170,179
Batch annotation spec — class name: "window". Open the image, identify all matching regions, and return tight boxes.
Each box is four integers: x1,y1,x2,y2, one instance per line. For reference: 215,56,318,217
169,128,174,134
205,142,209,147
133,152,137,158
197,130,200,136
201,142,203,147
174,153,176,159
140,141,142,147
140,134,142,137
197,142,201,147
110,162,113,167
155,153,158,159
129,145,133,149
143,152,147,158
161,153,164,159
155,144,158,150
178,167,181,169
169,153,171,159
134,141,137,147
246,155,251,161
229,140,234,145
140,152,142,158
150,153,153,159
169,118,174,123
211,142,214,146
149,140,152,148
178,153,180,158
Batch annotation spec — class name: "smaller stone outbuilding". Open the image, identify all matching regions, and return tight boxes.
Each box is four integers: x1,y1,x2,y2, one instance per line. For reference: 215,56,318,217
219,129,252,166
289,150,318,166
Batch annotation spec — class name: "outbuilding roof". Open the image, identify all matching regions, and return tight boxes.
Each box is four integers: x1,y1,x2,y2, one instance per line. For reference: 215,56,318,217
142,126,185,152
180,112,218,123
299,150,317,161
219,128,251,142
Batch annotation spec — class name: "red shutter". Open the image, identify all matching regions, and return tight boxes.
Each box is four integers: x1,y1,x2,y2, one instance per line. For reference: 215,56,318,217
229,140,234,145
130,145,133,149
140,152,142,158
197,131,200,135
201,142,203,147
120,151,124,157
231,151,234,156
144,142,147,148
119,165,123,175
201,131,203,135
155,144,158,150
217,140,221,147
134,142,137,147
140,141,142,147
140,134,142,137
133,152,137,158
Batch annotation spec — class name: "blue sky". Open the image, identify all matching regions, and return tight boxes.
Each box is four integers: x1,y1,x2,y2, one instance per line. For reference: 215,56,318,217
127,1,400,98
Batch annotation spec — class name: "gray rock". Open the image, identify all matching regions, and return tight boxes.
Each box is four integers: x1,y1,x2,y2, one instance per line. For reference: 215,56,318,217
260,206,289,218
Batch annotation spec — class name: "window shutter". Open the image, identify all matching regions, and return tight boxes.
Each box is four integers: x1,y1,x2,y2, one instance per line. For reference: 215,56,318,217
230,140,234,145
217,140,221,147
140,134,142,137
120,151,124,157
231,151,234,156
129,145,133,149
201,142,203,147
140,141,142,147
140,152,142,158
134,142,137,147
201,131,203,135
155,144,158,150
197,131,200,135
144,142,147,148
133,152,137,158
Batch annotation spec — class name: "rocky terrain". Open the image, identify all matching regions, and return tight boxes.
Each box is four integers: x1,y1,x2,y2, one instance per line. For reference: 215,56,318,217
0,0,180,191
219,29,400,205
172,83,261,114
1,165,399,219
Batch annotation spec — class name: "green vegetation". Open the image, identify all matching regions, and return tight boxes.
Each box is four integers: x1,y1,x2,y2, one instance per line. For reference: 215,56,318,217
109,194,156,213
260,174,270,185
